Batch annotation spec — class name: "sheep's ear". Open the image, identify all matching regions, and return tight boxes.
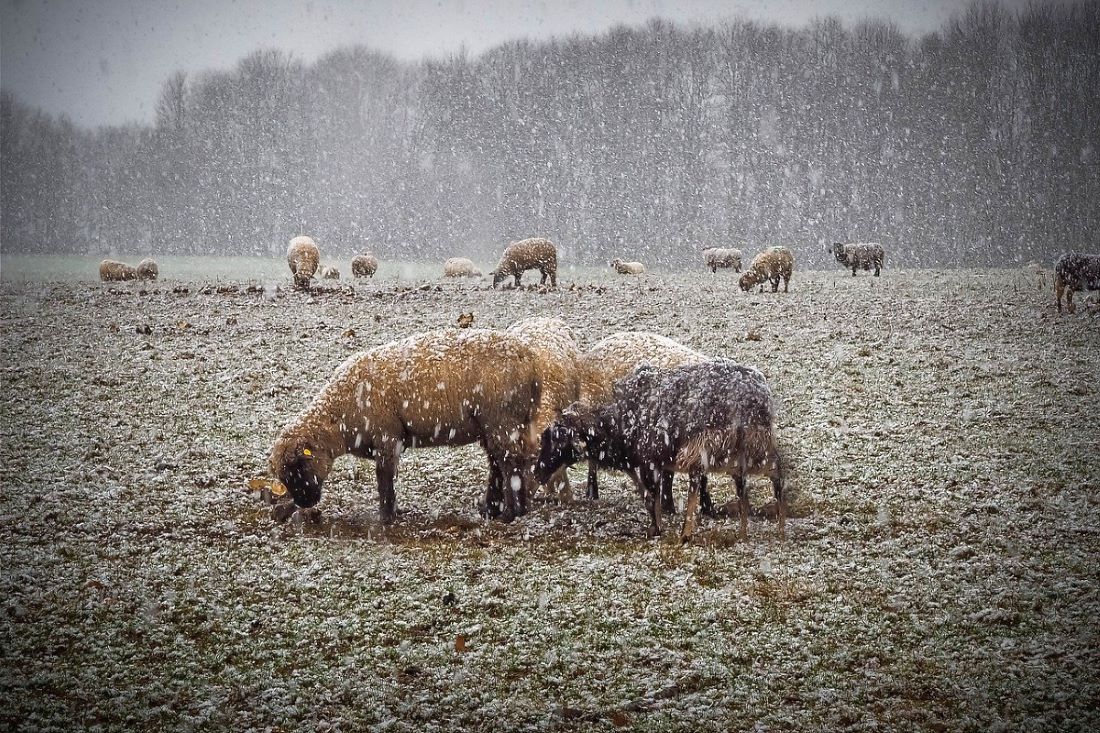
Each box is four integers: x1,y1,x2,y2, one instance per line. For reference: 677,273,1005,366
270,480,288,497
248,477,273,490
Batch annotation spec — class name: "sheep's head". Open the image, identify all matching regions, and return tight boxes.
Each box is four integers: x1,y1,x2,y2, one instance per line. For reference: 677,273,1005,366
536,404,596,483
491,269,507,288
830,243,846,263
268,436,333,508
739,271,761,292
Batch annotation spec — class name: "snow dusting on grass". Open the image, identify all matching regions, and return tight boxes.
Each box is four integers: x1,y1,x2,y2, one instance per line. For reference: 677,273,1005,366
1,268,1097,731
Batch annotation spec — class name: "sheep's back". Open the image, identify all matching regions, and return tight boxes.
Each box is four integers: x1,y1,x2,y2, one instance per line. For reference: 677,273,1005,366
580,332,706,405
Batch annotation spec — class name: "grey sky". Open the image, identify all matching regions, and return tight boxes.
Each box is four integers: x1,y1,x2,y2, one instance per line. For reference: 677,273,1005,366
2,0,1035,128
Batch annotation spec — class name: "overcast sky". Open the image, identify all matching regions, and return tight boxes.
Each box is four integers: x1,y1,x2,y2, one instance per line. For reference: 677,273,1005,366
2,0,1036,128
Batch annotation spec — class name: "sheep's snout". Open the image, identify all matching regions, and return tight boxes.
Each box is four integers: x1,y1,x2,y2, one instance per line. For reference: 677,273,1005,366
282,458,324,508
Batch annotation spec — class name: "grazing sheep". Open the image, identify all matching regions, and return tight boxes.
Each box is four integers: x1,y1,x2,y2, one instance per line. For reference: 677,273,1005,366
1055,252,1100,313
537,360,784,542
287,236,320,290
576,332,714,515
444,257,482,278
828,242,884,276
703,248,742,273
135,258,159,281
322,266,340,280
491,237,558,288
267,329,543,523
610,258,645,275
496,316,582,506
98,259,138,281
351,254,378,278
739,247,794,293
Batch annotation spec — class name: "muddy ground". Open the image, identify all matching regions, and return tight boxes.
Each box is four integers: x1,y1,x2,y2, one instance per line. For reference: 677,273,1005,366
1,266,1098,731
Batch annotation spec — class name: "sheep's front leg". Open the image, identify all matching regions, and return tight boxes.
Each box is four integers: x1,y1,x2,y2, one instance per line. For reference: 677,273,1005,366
513,273,522,288
481,457,504,518
773,473,786,540
660,470,676,515
586,460,600,500
376,459,398,524
641,472,662,538
695,474,715,516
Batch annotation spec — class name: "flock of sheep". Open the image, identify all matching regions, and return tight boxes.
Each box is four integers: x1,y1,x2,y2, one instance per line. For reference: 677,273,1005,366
262,321,782,542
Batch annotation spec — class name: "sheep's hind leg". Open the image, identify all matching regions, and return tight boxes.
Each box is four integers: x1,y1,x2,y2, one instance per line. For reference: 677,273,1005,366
641,473,663,539
696,474,716,516
733,472,749,541
680,473,702,543
660,470,676,515
586,460,600,501
376,460,398,524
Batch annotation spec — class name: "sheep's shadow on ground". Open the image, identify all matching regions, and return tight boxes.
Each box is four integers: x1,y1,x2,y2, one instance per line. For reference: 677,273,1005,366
260,494,801,547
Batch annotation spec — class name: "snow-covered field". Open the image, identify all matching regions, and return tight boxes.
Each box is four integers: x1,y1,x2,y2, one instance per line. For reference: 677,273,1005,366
2,264,1097,731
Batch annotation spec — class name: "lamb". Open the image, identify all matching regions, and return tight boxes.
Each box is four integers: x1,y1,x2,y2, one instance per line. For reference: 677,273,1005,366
537,360,784,542
287,236,320,290
610,258,645,275
322,266,340,280
1055,252,1100,313
576,332,714,514
135,258,159,281
703,248,742,273
267,329,543,523
351,254,378,278
828,242,884,276
491,237,558,288
739,247,795,293
444,257,482,278
98,259,138,281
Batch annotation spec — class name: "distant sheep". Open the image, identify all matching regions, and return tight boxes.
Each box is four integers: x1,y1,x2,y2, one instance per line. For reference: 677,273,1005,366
267,329,544,523
322,266,340,280
610,258,645,275
537,360,784,542
491,237,558,288
703,248,742,273
1055,252,1100,313
444,257,482,278
99,259,139,281
287,236,320,290
739,247,794,293
351,254,378,278
828,242,884,276
577,332,714,514
135,258,159,281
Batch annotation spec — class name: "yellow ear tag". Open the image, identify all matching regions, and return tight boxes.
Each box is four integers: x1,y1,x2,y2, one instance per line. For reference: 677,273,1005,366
302,448,312,457
270,480,288,497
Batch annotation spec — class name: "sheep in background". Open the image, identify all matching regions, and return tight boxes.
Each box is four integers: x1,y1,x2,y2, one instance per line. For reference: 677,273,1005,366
703,248,742,273
491,237,558,288
98,259,138,281
537,360,784,542
135,258,159,281
267,329,543,523
444,257,482,278
287,236,320,290
739,247,794,293
352,254,378,278
1055,252,1100,313
828,242,884,276
610,258,645,275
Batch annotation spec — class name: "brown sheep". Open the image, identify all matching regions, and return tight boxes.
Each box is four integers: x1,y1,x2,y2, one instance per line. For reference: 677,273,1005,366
703,248,742,273
135,258,159,281
493,316,582,507
1055,252,1100,313
444,257,483,278
287,236,320,290
576,332,715,515
610,258,645,275
321,266,340,280
351,254,378,278
739,247,794,293
98,259,138,281
828,242,884,276
267,329,543,523
537,361,784,542
491,238,558,288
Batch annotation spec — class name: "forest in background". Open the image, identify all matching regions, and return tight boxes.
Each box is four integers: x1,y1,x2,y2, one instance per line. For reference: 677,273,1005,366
1,1,1097,268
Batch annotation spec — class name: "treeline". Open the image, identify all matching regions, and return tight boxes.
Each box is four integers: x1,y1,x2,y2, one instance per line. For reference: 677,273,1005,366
1,1,1097,267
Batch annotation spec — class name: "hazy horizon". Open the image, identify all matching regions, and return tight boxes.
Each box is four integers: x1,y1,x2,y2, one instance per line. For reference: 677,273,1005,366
2,0,1040,129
